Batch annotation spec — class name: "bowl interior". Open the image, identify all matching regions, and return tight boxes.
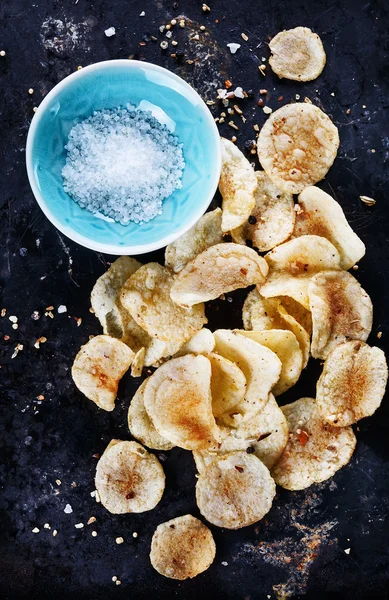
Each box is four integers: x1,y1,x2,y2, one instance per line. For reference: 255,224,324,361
27,61,221,253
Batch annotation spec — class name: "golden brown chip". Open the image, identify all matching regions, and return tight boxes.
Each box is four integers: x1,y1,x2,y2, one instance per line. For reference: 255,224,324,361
257,103,339,194
272,397,356,490
293,186,365,269
128,379,174,450
316,341,388,427
213,329,282,425
120,262,207,343
170,243,268,308
259,235,341,310
72,335,134,411
269,27,326,81
131,347,146,377
165,208,223,273
208,352,247,418
237,329,303,395
219,138,257,232
143,354,221,450
196,451,276,529
95,440,165,513
308,270,373,359
150,515,216,580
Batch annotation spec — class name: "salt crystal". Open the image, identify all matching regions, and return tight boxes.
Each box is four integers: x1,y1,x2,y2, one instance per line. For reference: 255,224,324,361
64,504,73,514
57,305,67,313
227,43,241,54
104,27,116,37
233,87,244,99
139,11,145,17
32,527,40,533
75,523,84,529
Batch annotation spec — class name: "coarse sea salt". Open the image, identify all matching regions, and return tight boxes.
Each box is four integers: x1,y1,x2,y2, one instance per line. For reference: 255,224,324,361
62,105,185,225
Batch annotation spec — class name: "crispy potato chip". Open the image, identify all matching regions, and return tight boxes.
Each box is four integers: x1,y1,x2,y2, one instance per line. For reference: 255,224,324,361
272,397,356,490
143,355,220,450
213,329,282,425
242,290,310,367
309,270,373,360
175,328,215,357
317,341,388,427
269,27,326,82
91,256,142,338
260,235,341,310
194,394,288,472
257,104,339,194
219,138,257,232
150,515,216,580
95,440,165,513
293,186,365,269
170,243,268,308
208,352,247,418
196,451,276,529
231,171,295,252
131,347,145,378
72,335,134,411
237,329,303,395
128,379,174,451
121,263,207,344
278,296,313,336
165,208,223,273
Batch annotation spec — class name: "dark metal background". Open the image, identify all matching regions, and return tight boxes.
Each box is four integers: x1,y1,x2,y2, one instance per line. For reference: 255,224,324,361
1,1,389,598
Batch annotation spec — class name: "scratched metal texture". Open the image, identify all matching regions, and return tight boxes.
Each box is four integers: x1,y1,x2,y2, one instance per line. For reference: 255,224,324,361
1,0,389,599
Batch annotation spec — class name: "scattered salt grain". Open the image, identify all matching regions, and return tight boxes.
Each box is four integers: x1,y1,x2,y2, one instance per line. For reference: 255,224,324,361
9,315,18,323
132,532,138,538
44,523,51,529
344,548,351,554
75,523,84,529
92,531,98,537
227,43,241,54
233,87,244,99
139,11,145,16
221,561,228,566
52,529,58,537
104,27,116,37
64,504,73,514
57,305,67,314
32,527,40,533
62,106,184,225
116,537,124,544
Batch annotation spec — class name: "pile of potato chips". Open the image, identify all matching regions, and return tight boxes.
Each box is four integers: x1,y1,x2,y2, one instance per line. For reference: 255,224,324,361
72,31,387,580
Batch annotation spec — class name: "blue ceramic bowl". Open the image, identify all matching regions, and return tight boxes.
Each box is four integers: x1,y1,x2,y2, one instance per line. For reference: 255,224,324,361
26,60,221,254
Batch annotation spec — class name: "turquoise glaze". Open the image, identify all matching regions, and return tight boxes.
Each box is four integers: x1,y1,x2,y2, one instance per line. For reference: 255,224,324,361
26,60,222,254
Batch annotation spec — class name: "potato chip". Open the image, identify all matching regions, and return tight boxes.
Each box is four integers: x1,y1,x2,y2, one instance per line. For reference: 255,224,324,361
143,354,220,450
150,514,216,580
316,341,388,427
237,329,303,395
242,289,310,367
175,328,215,357
257,103,339,194
131,347,145,377
170,243,268,308
208,352,247,418
293,186,365,269
219,138,257,232
196,451,276,529
259,235,341,310
165,208,223,273
213,329,282,425
128,379,174,450
278,295,313,336
95,440,165,513
121,263,207,344
269,27,326,82
232,171,295,251
272,397,356,490
194,394,288,472
72,335,134,411
309,270,373,359
91,256,142,338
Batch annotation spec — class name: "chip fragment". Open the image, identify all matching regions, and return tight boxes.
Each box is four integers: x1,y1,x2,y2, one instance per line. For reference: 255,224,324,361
95,440,165,513
174,328,215,357
257,103,339,194
121,262,207,343
208,352,247,418
309,270,373,359
260,235,341,310
143,354,220,450
72,335,134,411
213,329,282,425
237,329,303,395
165,208,223,273
272,397,356,490
269,27,326,82
131,347,145,377
293,186,365,269
316,341,388,427
170,243,268,308
128,379,174,450
196,451,276,529
219,138,257,232
150,515,216,580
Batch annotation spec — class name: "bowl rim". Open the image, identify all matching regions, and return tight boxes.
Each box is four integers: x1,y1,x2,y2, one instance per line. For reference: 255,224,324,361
25,59,222,255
